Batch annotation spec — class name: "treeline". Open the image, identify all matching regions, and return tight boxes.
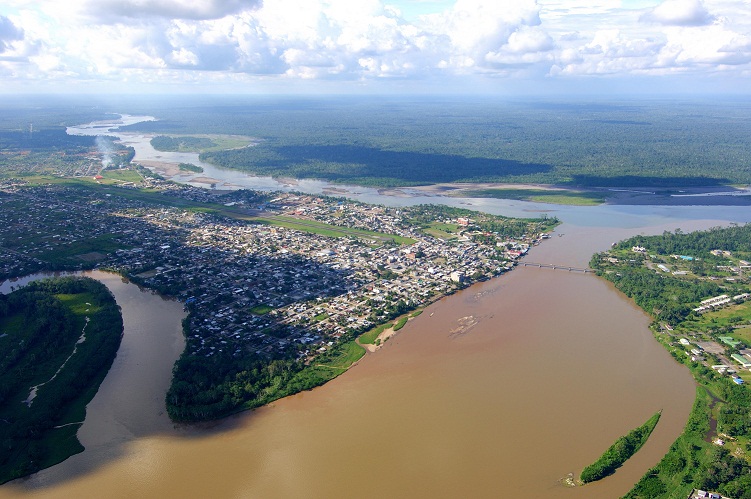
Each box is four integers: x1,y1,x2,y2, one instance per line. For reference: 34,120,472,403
151,135,216,152
117,97,751,187
166,323,363,422
178,163,204,173
592,263,721,324
580,411,661,483
0,128,98,152
592,225,751,323
619,225,751,258
0,277,123,483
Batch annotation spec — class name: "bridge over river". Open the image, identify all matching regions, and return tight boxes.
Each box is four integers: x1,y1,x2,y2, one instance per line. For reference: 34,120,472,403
518,261,594,273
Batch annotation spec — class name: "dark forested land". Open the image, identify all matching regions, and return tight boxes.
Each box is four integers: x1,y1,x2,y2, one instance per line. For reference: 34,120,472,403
0,277,123,484
151,135,216,152
2,96,749,189
592,225,751,498
107,96,751,188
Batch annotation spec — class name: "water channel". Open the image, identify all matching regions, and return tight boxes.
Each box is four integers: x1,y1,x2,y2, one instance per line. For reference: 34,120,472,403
0,116,749,497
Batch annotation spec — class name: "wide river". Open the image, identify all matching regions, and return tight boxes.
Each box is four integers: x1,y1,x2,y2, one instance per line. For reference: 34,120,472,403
0,116,749,498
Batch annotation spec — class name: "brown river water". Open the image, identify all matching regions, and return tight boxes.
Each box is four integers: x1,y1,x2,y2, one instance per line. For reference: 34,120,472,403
2,218,733,499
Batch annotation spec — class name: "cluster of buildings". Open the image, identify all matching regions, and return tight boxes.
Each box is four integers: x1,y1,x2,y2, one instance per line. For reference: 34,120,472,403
0,179,548,364
693,293,751,314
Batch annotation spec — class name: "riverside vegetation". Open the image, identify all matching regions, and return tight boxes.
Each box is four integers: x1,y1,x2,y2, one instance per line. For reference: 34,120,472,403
0,277,123,484
592,224,751,498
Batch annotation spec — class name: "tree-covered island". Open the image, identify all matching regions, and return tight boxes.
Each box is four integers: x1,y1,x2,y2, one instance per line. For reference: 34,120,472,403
579,411,662,484
0,277,123,484
591,225,751,498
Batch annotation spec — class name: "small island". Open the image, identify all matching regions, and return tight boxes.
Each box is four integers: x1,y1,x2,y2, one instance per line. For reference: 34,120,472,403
178,162,204,173
579,411,661,484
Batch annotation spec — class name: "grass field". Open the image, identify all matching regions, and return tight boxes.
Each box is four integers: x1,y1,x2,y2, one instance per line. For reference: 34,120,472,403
358,323,390,345
250,304,274,315
101,169,143,184
421,222,461,240
461,188,606,206
393,316,408,331
55,292,100,315
680,301,751,337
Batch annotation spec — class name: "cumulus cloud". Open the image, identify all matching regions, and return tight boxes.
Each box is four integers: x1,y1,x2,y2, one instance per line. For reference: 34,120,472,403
0,15,24,53
640,0,715,27
84,0,263,22
3,0,751,91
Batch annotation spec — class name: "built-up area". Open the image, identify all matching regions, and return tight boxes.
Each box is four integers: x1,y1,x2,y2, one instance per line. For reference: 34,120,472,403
0,176,554,364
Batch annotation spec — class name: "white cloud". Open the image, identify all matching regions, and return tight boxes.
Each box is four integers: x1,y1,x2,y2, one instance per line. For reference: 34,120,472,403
83,0,262,22
640,0,715,26
0,15,23,53
1,0,751,92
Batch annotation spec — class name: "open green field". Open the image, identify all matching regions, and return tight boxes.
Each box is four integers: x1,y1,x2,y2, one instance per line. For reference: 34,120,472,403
421,222,461,240
317,340,365,370
460,188,607,206
359,323,390,345
680,301,751,336
152,134,253,153
55,292,100,315
393,316,408,331
250,304,274,315
101,169,143,184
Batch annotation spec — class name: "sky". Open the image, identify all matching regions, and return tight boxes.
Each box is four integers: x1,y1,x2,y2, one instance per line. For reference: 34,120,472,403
0,0,750,95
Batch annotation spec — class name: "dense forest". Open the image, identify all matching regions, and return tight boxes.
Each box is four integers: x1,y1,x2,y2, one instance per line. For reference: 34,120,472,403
166,328,361,422
151,135,216,152
591,225,751,324
0,277,123,483
2,96,749,188
105,96,751,187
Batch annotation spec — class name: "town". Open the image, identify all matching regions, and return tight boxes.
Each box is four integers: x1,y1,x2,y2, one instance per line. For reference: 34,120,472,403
0,170,558,418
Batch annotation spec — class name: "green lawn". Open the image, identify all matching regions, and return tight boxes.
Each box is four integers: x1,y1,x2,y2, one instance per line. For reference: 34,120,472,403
318,340,366,370
461,188,606,206
55,293,100,315
250,304,274,315
101,169,142,183
359,323,390,345
422,222,461,240
393,317,408,331
679,302,751,339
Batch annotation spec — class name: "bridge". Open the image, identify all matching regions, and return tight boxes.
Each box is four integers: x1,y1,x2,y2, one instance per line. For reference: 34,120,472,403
518,261,594,273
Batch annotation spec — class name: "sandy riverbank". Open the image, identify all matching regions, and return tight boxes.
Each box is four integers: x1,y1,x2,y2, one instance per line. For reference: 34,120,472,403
140,157,751,207
405,182,751,206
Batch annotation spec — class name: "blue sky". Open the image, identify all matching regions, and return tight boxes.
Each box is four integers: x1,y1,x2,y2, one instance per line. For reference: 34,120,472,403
0,0,749,95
